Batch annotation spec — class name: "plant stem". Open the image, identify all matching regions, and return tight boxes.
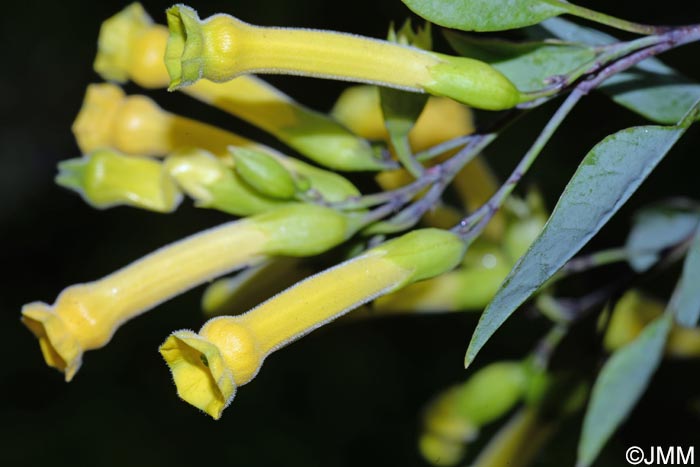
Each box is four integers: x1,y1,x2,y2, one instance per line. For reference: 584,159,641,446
561,2,668,35
365,133,496,234
453,89,583,240
414,135,473,162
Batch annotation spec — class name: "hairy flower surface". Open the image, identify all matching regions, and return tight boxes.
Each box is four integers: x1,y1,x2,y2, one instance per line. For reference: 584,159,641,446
22,204,358,380
161,228,467,418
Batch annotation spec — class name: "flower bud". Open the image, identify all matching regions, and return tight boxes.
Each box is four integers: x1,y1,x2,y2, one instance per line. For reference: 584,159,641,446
231,147,297,200
164,149,289,216
454,362,527,426
56,149,182,212
72,83,245,159
95,4,383,171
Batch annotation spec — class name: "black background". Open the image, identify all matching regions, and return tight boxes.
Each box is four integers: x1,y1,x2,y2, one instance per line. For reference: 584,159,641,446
2,1,699,466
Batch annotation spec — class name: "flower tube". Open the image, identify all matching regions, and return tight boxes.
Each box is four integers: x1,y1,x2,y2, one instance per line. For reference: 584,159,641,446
56,149,182,212
165,5,525,111
160,228,467,418
94,3,383,171
22,204,359,381
72,83,252,160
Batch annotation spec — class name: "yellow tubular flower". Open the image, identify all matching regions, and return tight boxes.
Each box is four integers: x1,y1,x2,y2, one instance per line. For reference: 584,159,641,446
165,5,525,111
72,83,249,159
22,204,358,381
56,149,182,212
94,4,382,171
160,228,467,419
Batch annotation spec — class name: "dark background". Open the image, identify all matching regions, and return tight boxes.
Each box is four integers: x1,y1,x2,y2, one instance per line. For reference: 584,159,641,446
2,1,699,466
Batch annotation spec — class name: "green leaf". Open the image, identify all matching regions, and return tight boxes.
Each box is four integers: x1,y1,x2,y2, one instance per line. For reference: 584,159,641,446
625,206,700,272
577,313,673,467
537,18,700,124
445,31,596,92
670,226,700,326
465,101,700,368
401,0,569,32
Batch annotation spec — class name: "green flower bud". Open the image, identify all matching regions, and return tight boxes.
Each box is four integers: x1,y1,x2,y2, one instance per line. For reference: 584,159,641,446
231,147,297,199
419,432,467,467
56,149,182,212
455,361,527,426
164,149,289,216
276,156,360,203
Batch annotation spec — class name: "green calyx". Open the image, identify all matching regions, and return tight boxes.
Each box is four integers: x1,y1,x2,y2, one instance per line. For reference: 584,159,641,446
278,114,386,171
232,147,298,199
254,204,361,256
455,361,527,425
277,157,360,203
380,229,467,287
165,4,204,90
424,54,524,111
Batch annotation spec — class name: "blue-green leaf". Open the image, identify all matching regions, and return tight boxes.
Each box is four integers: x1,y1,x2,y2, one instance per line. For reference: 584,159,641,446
401,0,569,32
670,226,700,326
537,18,700,124
577,313,673,467
445,31,596,92
465,101,700,367
625,206,700,272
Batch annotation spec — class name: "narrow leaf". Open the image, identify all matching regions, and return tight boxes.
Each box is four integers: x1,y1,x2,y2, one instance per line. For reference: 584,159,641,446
625,207,700,272
670,226,700,326
445,31,596,92
577,313,673,467
465,102,700,367
537,18,700,124
401,0,569,32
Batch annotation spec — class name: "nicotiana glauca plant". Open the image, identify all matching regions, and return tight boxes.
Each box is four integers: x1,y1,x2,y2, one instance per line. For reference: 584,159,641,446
21,1,700,465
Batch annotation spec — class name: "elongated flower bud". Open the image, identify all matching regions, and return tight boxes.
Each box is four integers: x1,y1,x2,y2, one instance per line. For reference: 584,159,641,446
165,5,525,110
94,3,383,171
164,149,290,216
231,147,298,200
22,204,357,381
160,228,466,418
72,83,247,159
56,149,182,212
420,361,527,466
